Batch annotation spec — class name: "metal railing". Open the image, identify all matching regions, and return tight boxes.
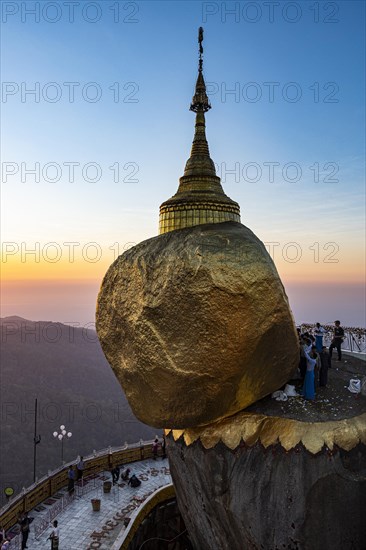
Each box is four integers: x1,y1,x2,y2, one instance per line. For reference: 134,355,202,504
0,438,160,545
299,324,366,354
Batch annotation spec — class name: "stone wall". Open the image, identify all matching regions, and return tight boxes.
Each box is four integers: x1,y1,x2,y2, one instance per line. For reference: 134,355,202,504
167,436,366,550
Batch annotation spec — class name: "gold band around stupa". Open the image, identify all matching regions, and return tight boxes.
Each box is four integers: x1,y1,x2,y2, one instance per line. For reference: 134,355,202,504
165,411,366,455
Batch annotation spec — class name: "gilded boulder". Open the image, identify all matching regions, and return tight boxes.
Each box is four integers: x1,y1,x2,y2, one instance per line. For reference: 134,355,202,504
96,221,299,428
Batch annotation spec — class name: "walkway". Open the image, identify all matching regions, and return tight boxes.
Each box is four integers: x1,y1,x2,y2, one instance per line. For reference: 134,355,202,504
19,458,171,549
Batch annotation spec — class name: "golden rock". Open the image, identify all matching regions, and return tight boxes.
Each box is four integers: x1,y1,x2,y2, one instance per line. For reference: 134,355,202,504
96,221,299,428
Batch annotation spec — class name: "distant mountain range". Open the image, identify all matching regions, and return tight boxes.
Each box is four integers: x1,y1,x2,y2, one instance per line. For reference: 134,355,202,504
0,316,156,505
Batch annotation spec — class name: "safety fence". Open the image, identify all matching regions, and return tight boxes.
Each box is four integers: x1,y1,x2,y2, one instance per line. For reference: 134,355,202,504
299,324,366,354
0,439,159,546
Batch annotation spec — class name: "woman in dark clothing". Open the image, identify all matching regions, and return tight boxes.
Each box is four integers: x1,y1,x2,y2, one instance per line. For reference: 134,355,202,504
319,346,331,387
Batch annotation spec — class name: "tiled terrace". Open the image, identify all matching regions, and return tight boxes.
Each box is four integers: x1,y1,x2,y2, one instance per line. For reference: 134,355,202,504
9,458,171,549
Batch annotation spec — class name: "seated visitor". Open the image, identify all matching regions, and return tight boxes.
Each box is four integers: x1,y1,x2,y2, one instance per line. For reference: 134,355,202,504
128,474,141,488
121,468,131,481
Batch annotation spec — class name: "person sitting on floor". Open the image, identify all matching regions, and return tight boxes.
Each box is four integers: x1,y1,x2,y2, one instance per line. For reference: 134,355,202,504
128,474,141,488
121,468,130,481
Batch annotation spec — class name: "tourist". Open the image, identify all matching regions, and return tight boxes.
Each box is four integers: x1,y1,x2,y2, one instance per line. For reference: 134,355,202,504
67,466,75,495
112,465,120,484
314,322,325,352
301,345,318,400
19,511,31,549
76,456,84,480
299,337,311,379
161,434,167,459
121,468,130,482
319,346,331,387
128,474,141,488
329,320,344,361
48,520,59,549
152,438,159,460
304,337,312,354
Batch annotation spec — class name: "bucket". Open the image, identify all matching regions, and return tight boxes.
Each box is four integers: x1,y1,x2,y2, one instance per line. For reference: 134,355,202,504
103,481,112,493
91,498,101,511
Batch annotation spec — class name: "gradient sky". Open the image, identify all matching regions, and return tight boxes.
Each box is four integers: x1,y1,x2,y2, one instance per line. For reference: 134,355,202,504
1,0,365,326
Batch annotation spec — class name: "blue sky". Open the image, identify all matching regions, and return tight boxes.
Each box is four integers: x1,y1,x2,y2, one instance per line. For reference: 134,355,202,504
1,1,365,325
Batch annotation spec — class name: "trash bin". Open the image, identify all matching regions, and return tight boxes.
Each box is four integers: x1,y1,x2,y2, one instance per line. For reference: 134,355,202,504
91,498,101,511
103,481,112,493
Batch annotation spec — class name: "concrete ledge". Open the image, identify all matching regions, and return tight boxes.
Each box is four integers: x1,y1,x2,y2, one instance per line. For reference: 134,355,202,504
113,484,175,549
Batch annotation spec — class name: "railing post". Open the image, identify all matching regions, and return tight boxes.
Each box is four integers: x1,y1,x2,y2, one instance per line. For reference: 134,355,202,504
140,439,144,459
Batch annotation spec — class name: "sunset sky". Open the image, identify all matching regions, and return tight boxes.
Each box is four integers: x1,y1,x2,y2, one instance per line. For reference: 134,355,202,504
1,1,365,326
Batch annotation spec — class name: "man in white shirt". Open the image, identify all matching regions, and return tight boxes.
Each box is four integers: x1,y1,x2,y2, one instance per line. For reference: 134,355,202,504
48,520,59,549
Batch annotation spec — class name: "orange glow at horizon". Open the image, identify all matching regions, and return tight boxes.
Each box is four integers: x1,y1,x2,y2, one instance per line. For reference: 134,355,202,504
1,239,364,285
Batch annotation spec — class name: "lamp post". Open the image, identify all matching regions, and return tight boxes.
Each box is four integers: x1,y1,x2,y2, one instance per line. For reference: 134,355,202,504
53,425,72,463
33,398,41,483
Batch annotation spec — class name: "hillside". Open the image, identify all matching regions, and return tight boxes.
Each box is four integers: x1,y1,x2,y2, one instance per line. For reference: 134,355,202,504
0,316,156,505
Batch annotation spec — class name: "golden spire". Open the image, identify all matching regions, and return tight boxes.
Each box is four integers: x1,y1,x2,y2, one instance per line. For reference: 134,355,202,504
159,28,241,235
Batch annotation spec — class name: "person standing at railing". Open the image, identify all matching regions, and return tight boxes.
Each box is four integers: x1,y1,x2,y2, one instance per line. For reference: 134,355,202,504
152,438,159,460
329,320,344,361
76,456,84,480
67,465,75,494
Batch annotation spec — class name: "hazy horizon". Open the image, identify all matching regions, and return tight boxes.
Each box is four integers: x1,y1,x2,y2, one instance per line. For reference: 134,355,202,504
1,278,365,328
1,1,365,330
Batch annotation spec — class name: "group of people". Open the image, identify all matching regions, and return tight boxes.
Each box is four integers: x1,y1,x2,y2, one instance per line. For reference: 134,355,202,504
298,320,344,400
8,511,59,550
111,465,132,484
110,437,166,488
110,466,141,487
0,513,33,550
1,442,168,548
0,514,56,550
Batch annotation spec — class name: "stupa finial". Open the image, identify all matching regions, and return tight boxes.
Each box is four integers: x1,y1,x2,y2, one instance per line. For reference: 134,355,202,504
190,27,211,113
